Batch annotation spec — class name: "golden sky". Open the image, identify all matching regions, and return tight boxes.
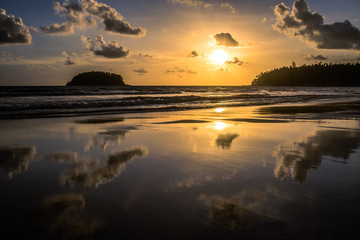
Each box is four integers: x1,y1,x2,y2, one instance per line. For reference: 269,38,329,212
0,0,359,86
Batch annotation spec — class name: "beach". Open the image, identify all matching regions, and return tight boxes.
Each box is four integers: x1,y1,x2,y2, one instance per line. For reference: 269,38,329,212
2,0,360,238
1,98,360,239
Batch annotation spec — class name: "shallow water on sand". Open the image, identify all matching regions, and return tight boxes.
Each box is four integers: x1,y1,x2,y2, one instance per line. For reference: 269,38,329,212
0,106,360,240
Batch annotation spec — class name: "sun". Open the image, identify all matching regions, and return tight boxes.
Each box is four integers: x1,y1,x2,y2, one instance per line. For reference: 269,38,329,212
210,49,229,65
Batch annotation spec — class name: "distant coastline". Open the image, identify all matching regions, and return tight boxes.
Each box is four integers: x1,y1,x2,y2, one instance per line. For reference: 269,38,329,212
251,63,360,87
66,71,126,87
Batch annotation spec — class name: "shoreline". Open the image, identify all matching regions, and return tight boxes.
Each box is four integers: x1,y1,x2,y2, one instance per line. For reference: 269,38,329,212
1,97,360,121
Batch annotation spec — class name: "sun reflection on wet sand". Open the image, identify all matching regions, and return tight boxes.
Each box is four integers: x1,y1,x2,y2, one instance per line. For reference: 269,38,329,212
214,108,226,113
213,121,228,131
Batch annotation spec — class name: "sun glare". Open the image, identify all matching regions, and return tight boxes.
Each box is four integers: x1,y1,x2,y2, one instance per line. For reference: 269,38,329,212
214,108,226,113
213,121,227,131
210,50,229,65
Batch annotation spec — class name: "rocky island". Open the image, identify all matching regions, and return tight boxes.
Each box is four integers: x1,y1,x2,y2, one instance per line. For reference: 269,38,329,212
66,71,126,86
251,63,360,87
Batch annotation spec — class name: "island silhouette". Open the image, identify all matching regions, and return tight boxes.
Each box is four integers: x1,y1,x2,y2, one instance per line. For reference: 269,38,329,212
66,71,126,86
251,62,360,86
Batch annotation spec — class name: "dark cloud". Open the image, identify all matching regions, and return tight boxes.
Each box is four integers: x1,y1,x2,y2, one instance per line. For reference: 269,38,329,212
41,0,145,36
62,51,77,65
189,50,199,57
225,57,244,65
133,68,148,75
274,0,360,50
0,9,32,45
169,0,239,14
169,0,213,9
138,53,152,58
165,65,197,74
304,54,328,61
81,35,129,58
40,22,73,34
214,32,239,47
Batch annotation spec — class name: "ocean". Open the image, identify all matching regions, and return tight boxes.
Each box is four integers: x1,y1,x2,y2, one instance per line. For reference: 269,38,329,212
1,86,360,119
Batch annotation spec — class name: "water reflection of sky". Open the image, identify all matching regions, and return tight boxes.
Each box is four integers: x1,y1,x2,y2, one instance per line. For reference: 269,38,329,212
0,110,360,239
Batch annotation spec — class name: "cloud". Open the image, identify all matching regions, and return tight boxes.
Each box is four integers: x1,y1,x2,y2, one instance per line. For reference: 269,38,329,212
29,26,39,33
40,22,74,34
189,50,199,57
62,51,77,65
273,0,360,49
217,66,229,72
138,53,152,58
169,0,213,9
166,65,197,74
41,0,145,36
214,32,239,47
304,54,328,61
0,9,32,45
225,57,244,65
81,35,129,58
133,68,148,75
169,0,238,13
341,52,360,62
221,3,237,14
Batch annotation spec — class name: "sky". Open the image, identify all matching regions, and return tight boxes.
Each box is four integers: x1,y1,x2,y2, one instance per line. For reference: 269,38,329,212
0,0,359,86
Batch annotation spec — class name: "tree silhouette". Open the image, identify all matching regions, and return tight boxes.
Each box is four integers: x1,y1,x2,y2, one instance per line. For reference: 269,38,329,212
252,62,360,86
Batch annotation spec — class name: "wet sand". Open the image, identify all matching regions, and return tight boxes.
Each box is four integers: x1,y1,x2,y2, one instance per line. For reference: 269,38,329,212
0,100,359,240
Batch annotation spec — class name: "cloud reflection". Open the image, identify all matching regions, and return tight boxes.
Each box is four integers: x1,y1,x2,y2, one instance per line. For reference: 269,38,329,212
216,133,239,150
46,152,78,163
0,145,36,178
274,130,360,183
38,193,102,239
85,126,137,152
198,186,289,232
60,147,148,188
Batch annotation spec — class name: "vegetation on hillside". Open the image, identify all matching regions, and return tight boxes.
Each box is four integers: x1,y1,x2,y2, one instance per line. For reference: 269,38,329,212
66,71,126,86
251,63,360,86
